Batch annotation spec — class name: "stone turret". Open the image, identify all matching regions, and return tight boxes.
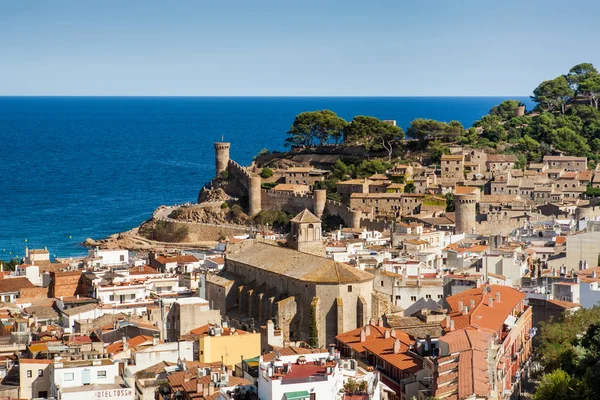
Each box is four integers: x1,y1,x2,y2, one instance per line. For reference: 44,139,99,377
514,105,525,117
313,190,326,218
249,176,262,216
454,193,477,234
214,142,230,178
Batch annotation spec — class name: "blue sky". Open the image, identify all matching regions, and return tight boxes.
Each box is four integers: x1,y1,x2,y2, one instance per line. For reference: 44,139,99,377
1,0,599,96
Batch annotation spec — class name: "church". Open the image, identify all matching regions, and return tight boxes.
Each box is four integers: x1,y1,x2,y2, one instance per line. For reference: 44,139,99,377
206,209,374,347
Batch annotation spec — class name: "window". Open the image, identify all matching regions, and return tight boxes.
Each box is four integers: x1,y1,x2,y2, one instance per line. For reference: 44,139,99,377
410,296,417,301
64,373,74,381
38,369,43,377
109,294,115,302
27,370,32,378
438,295,443,299
395,295,401,301
97,371,107,378
426,294,431,299
380,280,384,287
348,285,353,292
120,255,125,262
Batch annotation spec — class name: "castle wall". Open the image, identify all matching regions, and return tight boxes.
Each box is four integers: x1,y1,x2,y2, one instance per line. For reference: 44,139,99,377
261,190,362,229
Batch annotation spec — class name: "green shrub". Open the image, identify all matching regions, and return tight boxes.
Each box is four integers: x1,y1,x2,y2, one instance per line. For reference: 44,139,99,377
260,168,274,179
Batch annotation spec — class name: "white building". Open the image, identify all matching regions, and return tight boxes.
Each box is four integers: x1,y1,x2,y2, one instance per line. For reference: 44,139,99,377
133,340,194,371
257,350,382,400
86,248,129,268
50,357,132,400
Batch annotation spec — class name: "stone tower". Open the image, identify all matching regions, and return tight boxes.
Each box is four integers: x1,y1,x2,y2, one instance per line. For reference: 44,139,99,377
214,142,230,178
248,176,262,216
514,105,526,117
313,189,326,219
454,193,477,234
288,209,324,256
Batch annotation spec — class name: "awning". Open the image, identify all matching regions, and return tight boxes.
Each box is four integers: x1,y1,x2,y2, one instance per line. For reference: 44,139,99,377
285,390,310,400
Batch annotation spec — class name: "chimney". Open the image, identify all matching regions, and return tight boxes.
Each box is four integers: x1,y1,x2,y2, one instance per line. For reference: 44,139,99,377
463,306,469,316
329,344,335,356
458,301,464,312
552,268,557,277
449,320,455,331
390,328,397,338
360,329,366,343
384,330,391,339
593,271,597,279
470,299,475,308
196,369,202,394
393,339,401,354
488,296,493,308
378,318,384,327
77,294,80,299
365,325,371,337
495,292,501,303
122,336,128,351
445,315,451,327
153,334,159,346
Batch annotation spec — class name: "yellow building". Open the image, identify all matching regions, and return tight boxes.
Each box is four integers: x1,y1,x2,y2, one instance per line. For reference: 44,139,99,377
190,324,260,366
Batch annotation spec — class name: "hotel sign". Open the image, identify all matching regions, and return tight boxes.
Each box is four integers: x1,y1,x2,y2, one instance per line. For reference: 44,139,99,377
94,388,133,399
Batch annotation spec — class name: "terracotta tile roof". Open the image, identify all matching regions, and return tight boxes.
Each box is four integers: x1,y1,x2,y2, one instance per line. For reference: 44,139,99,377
577,171,593,180
546,299,581,309
226,241,373,284
442,285,525,334
544,155,586,162
336,324,393,353
362,337,422,373
436,329,491,399
68,335,92,344
454,186,479,195
129,265,160,275
106,334,155,354
19,358,53,364
189,324,249,337
0,277,35,293
441,155,464,161
555,236,567,245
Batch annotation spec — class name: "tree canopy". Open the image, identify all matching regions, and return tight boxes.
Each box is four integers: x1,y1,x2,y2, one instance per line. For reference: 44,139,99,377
532,76,574,114
406,118,464,142
285,110,348,147
344,116,404,159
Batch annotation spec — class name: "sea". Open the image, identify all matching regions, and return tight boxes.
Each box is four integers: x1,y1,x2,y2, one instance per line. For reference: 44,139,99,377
0,96,534,259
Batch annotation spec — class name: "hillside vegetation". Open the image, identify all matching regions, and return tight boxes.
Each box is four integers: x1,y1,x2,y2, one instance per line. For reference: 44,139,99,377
279,62,600,167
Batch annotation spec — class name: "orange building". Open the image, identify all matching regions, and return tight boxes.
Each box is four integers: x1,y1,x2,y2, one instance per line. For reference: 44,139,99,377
436,284,533,399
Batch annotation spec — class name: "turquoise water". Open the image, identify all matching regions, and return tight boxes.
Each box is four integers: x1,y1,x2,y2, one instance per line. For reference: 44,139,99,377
0,96,533,258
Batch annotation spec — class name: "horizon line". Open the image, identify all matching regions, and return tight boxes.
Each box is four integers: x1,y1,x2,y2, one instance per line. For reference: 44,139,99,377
0,94,532,98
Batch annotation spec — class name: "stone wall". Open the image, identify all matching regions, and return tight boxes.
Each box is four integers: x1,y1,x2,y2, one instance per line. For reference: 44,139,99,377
261,189,362,229
153,220,250,242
